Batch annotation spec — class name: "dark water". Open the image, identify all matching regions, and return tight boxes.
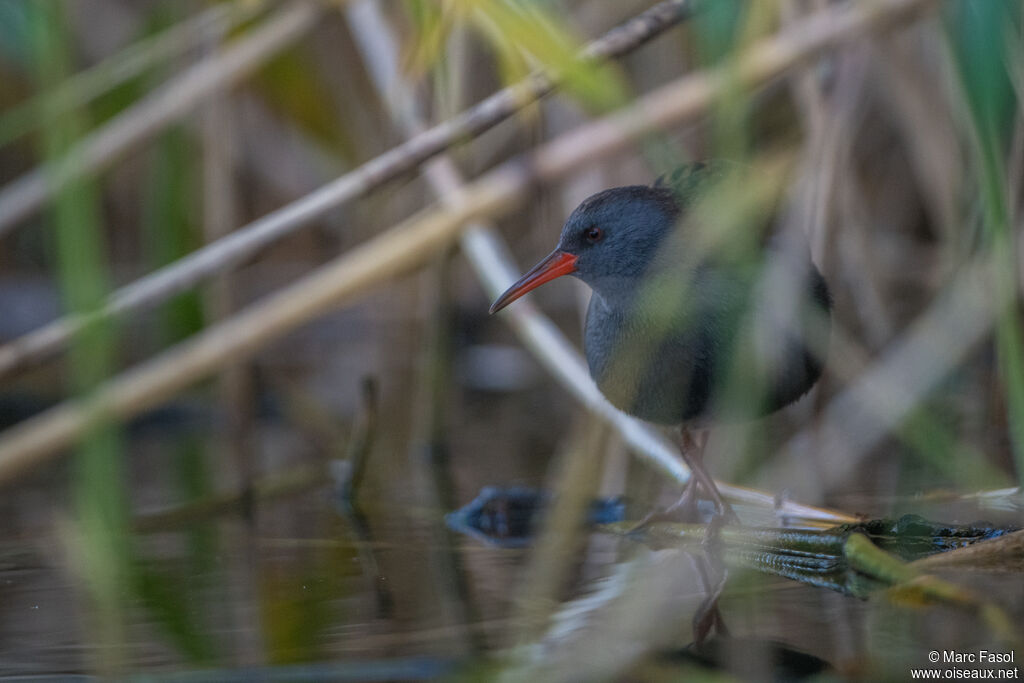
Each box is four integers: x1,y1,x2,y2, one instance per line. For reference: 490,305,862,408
2,465,1021,681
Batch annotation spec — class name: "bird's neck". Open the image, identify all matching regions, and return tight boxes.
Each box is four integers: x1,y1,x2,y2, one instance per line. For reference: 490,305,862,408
586,262,704,325
586,277,643,312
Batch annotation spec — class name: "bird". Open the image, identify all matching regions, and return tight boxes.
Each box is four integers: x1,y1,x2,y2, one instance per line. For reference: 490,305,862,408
488,161,831,522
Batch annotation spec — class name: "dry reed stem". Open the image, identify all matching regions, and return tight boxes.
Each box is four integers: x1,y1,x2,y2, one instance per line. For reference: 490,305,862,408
0,0,698,381
0,0,270,147
0,0,319,236
0,0,935,501
344,1,851,524
778,259,1001,496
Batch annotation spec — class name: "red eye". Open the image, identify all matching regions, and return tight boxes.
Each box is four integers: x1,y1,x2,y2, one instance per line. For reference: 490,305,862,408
585,226,603,243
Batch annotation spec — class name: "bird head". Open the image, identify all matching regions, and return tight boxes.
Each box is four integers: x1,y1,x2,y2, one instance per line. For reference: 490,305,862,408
489,185,680,313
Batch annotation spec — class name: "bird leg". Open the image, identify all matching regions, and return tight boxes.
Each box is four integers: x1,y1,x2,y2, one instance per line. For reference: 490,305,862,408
626,428,735,533
625,430,734,645
676,427,738,523
678,430,734,645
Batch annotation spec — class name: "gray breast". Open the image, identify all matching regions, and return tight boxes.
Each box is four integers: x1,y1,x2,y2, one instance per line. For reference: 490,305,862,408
583,290,718,425
582,261,830,426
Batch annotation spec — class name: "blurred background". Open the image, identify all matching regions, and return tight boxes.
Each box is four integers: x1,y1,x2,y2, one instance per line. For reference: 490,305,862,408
0,0,1021,679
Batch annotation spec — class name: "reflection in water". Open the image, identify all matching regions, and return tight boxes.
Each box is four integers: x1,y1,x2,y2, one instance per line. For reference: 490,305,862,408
445,486,626,548
2,472,1023,679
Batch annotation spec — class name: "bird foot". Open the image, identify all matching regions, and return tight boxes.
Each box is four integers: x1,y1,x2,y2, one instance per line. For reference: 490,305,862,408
625,475,702,534
708,493,740,525
675,427,740,525
626,481,738,537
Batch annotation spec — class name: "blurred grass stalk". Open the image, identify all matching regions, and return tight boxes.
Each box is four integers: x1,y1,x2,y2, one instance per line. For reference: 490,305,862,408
0,0,269,149
945,0,1024,487
0,0,319,237
0,0,936,526
28,0,130,670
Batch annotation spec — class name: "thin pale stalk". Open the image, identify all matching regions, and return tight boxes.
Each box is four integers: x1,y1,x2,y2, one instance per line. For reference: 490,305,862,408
0,0,936,519
346,0,850,523
776,259,1003,497
0,0,699,382
0,0,269,148
0,0,320,236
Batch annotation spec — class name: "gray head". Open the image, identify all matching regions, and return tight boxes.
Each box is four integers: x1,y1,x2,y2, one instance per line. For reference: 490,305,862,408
556,185,681,294
489,185,681,313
